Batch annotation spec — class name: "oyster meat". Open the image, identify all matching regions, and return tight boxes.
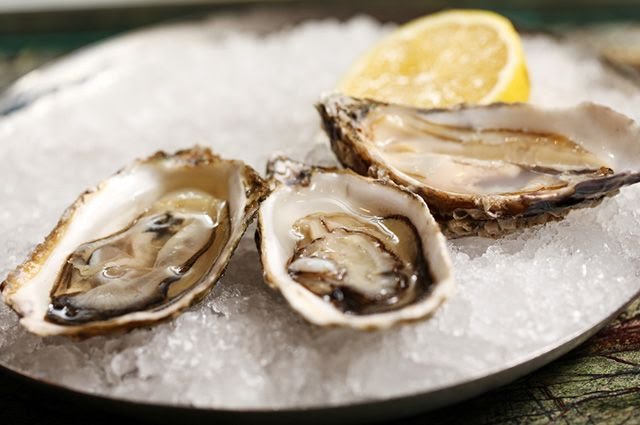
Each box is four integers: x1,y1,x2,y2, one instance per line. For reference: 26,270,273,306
1,148,268,336
256,157,454,330
317,94,640,237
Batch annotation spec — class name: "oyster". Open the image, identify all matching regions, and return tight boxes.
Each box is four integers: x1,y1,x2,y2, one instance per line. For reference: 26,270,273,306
317,94,640,237
1,148,268,336
256,157,454,330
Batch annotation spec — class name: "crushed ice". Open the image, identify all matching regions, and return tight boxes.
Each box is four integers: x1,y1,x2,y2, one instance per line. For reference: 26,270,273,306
1,12,640,409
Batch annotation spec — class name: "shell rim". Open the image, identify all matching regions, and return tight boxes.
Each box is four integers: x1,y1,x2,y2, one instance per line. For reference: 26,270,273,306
256,160,455,330
317,93,640,221
0,146,270,337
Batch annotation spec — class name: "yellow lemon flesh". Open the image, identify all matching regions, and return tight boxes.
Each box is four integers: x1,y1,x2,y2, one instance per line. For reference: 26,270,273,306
338,9,530,108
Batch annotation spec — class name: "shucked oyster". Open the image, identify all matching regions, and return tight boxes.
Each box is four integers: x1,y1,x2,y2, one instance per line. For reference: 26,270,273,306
318,94,640,237
256,157,454,330
1,148,268,336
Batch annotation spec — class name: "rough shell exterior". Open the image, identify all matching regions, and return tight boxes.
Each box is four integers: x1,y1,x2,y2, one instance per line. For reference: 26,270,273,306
255,157,455,330
317,94,640,237
1,147,269,337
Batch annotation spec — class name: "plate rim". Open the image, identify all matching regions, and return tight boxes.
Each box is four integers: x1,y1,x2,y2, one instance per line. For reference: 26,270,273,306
1,286,637,422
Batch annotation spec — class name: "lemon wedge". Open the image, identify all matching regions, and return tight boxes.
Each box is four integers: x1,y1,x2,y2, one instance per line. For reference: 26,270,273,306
338,9,530,108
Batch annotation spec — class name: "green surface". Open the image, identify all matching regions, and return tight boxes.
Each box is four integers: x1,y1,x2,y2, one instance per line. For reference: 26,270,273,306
0,31,114,55
411,299,640,424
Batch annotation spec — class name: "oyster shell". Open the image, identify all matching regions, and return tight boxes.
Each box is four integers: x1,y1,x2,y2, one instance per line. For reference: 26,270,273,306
317,94,640,237
256,157,454,330
1,148,268,336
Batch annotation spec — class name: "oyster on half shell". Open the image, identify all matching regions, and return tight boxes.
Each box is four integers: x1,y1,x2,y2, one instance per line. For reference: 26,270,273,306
317,94,640,237
1,148,268,336
256,157,454,330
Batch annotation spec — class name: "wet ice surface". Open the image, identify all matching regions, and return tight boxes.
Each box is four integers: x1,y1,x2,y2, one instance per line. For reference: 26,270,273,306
1,11,640,409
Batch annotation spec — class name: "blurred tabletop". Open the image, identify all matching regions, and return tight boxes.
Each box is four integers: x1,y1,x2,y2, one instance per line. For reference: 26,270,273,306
2,5,640,424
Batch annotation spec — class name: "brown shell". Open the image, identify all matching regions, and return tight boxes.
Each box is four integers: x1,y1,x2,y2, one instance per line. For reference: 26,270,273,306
255,157,455,330
317,95,640,238
1,147,269,337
